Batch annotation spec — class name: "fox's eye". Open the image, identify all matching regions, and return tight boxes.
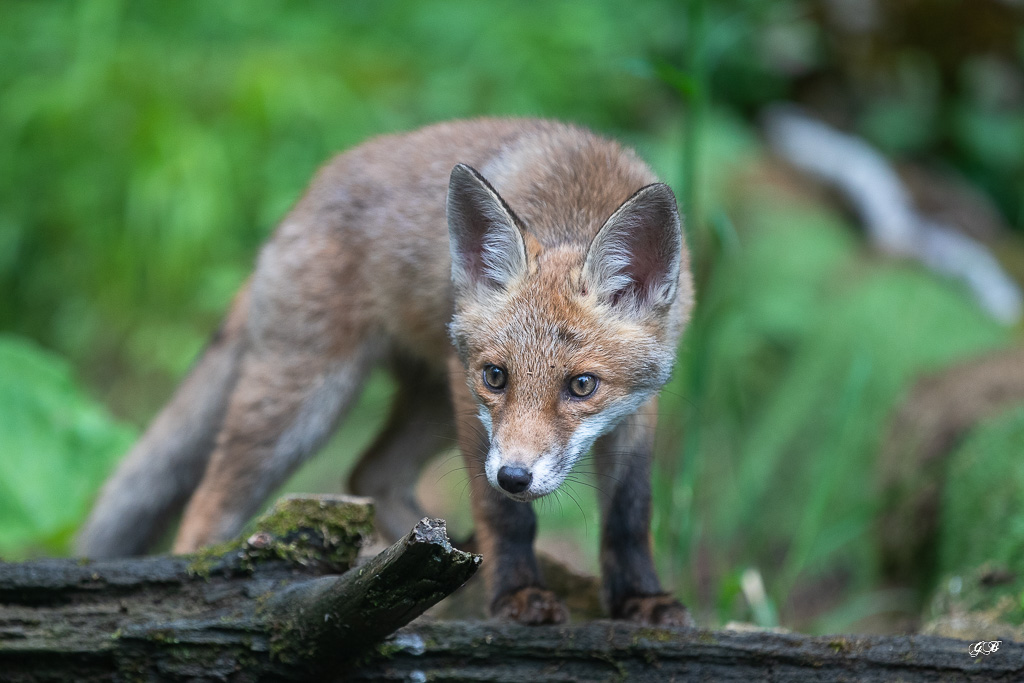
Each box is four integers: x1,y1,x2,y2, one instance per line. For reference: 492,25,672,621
482,364,507,391
568,373,598,398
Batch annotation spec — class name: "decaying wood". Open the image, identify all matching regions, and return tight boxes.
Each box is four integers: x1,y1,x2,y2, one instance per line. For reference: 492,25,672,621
3,492,1021,681
877,348,1024,583
263,517,481,668
0,495,480,681
352,620,1024,682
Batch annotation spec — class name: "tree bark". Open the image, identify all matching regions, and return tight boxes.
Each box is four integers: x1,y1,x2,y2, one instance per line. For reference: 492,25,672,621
352,620,1024,682
263,517,481,669
2,494,1020,681
0,496,480,681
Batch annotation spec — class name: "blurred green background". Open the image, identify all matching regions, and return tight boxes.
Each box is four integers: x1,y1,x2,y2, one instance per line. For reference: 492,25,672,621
3,0,1024,634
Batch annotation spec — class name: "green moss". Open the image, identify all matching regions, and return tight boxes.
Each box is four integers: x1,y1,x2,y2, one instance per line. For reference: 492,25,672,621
828,637,851,654
924,565,1024,640
921,404,1024,639
632,627,676,644
591,652,628,680
146,629,180,645
186,496,375,578
375,643,399,658
930,564,1024,624
940,407,1024,575
246,496,375,571
257,496,372,536
268,626,299,664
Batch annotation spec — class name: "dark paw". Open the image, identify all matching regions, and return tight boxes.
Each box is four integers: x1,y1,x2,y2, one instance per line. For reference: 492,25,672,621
492,586,569,625
618,594,694,627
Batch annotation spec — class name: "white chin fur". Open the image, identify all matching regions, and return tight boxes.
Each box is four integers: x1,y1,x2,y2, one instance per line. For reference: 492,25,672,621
525,453,566,497
483,402,641,500
484,449,569,501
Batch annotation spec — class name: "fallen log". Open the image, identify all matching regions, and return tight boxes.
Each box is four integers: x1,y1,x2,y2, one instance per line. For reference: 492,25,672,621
352,620,1024,682
0,495,480,681
4,494,1021,681
878,348,1024,585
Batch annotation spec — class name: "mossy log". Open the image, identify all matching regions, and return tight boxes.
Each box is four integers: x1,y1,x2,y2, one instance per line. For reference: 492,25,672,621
0,495,480,681
4,493,1021,681
351,620,1024,682
878,348,1024,584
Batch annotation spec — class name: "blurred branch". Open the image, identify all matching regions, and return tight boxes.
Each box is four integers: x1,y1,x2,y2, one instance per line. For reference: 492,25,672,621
764,104,1023,325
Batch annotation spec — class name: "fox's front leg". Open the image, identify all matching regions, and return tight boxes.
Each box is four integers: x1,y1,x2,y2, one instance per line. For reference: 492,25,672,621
593,397,694,626
447,355,568,625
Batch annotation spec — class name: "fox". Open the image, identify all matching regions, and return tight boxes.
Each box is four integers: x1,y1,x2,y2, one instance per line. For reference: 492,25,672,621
76,118,695,626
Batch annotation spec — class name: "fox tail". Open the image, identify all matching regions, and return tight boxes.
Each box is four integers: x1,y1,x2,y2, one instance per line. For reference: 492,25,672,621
75,287,250,558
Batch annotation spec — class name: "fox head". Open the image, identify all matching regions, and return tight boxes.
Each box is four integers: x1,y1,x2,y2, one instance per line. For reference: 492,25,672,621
446,163,691,502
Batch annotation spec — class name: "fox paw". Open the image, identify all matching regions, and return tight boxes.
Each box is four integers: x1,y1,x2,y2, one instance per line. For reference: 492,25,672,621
492,586,569,625
618,594,694,627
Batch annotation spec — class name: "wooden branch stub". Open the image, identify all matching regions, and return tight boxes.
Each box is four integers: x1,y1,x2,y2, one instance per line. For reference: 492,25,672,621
262,517,481,669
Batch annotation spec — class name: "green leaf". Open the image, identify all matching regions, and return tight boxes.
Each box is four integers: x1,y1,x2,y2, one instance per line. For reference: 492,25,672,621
0,335,135,558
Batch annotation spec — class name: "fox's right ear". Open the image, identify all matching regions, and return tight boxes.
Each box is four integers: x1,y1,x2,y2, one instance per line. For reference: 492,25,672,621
583,183,682,316
447,163,527,292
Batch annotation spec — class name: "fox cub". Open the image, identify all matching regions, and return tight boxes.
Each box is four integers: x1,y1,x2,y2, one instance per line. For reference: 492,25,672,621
78,118,695,626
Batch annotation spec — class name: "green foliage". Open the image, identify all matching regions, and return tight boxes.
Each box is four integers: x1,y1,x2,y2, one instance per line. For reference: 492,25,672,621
0,0,682,419
656,198,1009,627
1,0,1021,635
940,406,1024,575
0,335,135,558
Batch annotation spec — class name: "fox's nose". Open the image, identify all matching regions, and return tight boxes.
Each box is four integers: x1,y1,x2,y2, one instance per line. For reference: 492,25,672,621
497,465,532,494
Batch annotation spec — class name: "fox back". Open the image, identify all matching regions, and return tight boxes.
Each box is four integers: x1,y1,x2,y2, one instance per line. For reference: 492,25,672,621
273,119,691,362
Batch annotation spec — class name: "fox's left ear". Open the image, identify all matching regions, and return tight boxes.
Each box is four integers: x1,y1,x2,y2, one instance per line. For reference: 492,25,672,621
583,183,683,315
447,163,528,293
